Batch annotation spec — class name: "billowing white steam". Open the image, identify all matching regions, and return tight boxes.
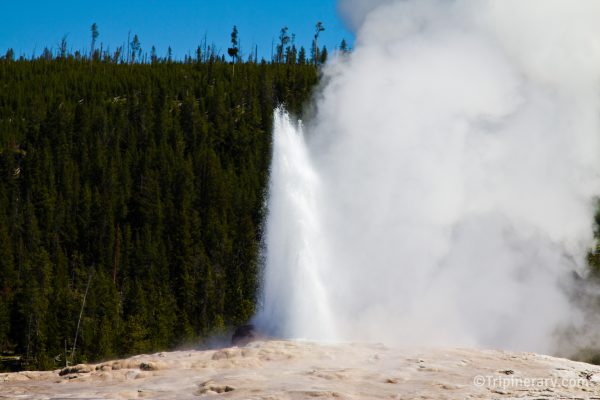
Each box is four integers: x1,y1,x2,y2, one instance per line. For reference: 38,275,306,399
255,0,600,353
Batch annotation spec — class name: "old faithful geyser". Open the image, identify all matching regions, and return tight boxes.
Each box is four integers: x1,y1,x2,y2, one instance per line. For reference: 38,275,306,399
255,0,600,353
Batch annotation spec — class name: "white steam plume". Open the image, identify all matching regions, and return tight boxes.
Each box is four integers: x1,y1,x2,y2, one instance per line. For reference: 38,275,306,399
256,0,600,354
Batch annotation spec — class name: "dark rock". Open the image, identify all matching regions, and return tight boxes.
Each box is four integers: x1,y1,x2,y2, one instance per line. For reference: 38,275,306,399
231,324,257,346
198,380,236,395
59,364,92,376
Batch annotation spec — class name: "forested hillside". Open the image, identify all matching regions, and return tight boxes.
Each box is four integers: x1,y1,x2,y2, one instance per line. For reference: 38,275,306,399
0,56,318,370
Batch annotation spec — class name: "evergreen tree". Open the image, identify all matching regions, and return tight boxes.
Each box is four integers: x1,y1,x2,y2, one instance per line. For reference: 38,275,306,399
130,34,141,64
150,46,157,64
340,38,348,53
227,26,239,63
90,23,99,60
3,48,14,61
298,46,306,65
319,46,328,64
59,35,68,59
276,27,290,63
313,22,325,64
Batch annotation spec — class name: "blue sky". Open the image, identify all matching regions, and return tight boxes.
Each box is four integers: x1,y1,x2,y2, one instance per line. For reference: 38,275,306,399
1,0,354,60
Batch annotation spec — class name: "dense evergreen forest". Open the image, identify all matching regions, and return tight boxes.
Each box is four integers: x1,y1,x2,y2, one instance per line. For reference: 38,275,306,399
0,37,321,370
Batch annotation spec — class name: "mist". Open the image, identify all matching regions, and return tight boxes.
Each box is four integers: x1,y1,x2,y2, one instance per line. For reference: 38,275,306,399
255,0,600,354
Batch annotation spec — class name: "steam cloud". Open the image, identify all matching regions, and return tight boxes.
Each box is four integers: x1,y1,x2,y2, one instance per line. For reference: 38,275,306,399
255,0,600,354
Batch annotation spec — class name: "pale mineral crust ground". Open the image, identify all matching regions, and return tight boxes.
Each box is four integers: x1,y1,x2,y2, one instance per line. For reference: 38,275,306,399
2,340,600,399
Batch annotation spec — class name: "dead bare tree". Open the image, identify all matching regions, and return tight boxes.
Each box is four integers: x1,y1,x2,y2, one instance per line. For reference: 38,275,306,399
71,270,93,365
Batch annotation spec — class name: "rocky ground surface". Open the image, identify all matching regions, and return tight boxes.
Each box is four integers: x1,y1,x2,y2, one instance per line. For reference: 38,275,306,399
2,340,600,399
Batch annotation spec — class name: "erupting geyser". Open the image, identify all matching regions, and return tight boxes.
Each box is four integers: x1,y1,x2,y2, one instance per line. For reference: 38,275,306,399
255,0,600,354
256,111,337,341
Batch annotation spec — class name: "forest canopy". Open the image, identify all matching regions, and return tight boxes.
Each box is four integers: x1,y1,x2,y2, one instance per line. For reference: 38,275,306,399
0,38,320,370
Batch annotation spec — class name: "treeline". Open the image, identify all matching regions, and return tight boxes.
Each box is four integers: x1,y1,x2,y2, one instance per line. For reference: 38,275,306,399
1,23,348,66
0,54,318,370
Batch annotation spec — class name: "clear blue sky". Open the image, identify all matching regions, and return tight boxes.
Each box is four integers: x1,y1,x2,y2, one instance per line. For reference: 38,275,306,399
0,0,354,60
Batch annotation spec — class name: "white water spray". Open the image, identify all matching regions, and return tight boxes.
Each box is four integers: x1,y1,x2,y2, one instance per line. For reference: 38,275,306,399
256,110,336,341
256,0,600,353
